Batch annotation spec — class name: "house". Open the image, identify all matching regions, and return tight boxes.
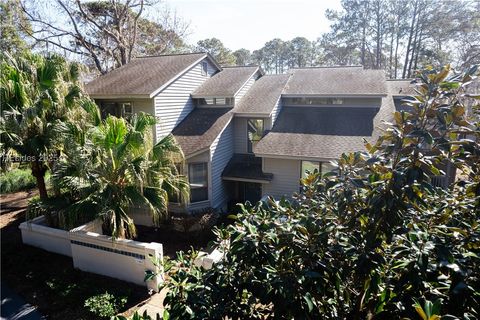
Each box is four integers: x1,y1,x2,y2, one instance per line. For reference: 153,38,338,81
86,53,413,214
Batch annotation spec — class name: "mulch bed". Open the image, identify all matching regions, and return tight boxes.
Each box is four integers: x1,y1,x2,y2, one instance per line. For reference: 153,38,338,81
134,224,217,259
1,190,150,320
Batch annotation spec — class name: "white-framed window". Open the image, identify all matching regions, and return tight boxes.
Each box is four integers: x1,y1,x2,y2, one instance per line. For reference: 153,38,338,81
201,61,208,76
301,161,337,179
189,162,208,202
247,119,264,153
195,97,234,106
121,102,133,117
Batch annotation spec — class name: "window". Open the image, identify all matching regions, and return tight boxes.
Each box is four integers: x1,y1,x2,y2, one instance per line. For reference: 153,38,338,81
301,161,338,179
189,163,208,202
301,161,320,179
215,98,226,105
196,97,233,106
284,97,344,106
201,61,208,76
121,103,133,117
247,119,264,153
101,101,133,119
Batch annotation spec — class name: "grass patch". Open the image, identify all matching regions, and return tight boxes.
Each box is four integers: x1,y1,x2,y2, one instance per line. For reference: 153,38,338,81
0,168,49,193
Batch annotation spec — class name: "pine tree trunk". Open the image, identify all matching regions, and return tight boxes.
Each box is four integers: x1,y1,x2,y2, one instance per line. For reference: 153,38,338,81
403,0,418,78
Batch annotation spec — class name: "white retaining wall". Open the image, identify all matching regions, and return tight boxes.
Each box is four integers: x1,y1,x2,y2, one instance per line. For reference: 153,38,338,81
19,217,163,292
19,216,72,257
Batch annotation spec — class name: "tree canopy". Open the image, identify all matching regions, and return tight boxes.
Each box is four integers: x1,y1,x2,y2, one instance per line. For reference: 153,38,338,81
20,0,189,74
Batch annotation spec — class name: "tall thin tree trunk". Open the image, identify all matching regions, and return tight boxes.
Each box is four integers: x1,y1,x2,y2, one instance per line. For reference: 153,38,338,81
407,6,422,78
403,0,418,78
389,29,394,77
394,15,401,79
413,29,424,72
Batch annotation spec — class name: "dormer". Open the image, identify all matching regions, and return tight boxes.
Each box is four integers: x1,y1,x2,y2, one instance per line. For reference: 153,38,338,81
191,66,263,107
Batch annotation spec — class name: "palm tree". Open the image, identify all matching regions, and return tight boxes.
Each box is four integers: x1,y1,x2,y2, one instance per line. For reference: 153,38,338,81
0,52,98,201
53,112,189,239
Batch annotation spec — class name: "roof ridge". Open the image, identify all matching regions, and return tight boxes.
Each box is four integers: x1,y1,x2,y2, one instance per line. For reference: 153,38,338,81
136,52,206,59
290,65,364,70
222,65,259,69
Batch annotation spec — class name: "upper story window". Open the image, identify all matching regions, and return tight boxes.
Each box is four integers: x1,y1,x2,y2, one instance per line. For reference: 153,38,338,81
284,97,344,106
100,101,133,119
189,162,208,203
247,119,264,153
201,61,208,76
196,97,233,106
301,160,337,179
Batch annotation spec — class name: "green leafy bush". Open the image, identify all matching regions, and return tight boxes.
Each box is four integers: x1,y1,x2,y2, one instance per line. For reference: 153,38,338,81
0,168,42,193
84,292,127,319
158,65,480,319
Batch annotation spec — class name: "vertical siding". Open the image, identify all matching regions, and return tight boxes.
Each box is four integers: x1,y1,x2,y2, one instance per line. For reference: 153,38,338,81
210,121,234,210
154,59,217,141
233,117,248,153
262,158,300,199
234,71,261,104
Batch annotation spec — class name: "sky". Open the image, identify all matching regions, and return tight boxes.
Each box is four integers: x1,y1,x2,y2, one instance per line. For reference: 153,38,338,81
161,0,343,51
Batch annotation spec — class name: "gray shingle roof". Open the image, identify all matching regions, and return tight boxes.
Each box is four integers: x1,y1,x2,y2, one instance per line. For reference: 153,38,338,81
387,79,416,96
235,74,290,115
192,66,259,97
85,53,210,97
171,108,233,157
284,67,387,96
254,98,395,159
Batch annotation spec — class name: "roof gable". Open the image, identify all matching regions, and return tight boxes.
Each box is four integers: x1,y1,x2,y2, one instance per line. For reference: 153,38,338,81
85,53,221,98
235,74,290,116
171,108,233,157
191,66,260,98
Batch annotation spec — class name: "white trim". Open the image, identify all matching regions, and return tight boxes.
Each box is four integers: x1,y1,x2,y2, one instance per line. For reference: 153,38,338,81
91,94,150,99
234,112,270,118
191,95,234,99
282,104,381,109
281,94,387,98
185,148,210,160
222,177,271,184
149,54,218,98
233,68,261,98
254,152,337,162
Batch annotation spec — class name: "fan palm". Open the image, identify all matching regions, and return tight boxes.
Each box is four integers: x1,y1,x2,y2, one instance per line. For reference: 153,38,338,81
53,112,189,239
0,52,98,201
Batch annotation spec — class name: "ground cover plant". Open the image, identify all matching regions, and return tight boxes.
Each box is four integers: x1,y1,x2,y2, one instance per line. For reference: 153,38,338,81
158,66,480,319
0,167,43,193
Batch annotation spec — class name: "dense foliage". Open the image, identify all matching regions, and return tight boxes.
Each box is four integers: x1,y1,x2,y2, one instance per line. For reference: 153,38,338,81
0,52,96,202
0,168,47,193
51,113,189,238
84,291,127,319
159,66,480,319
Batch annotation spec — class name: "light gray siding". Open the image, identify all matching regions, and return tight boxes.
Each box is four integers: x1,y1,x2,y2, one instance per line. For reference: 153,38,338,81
262,158,300,199
233,117,248,154
210,121,234,210
234,71,261,104
271,97,282,125
154,59,217,141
